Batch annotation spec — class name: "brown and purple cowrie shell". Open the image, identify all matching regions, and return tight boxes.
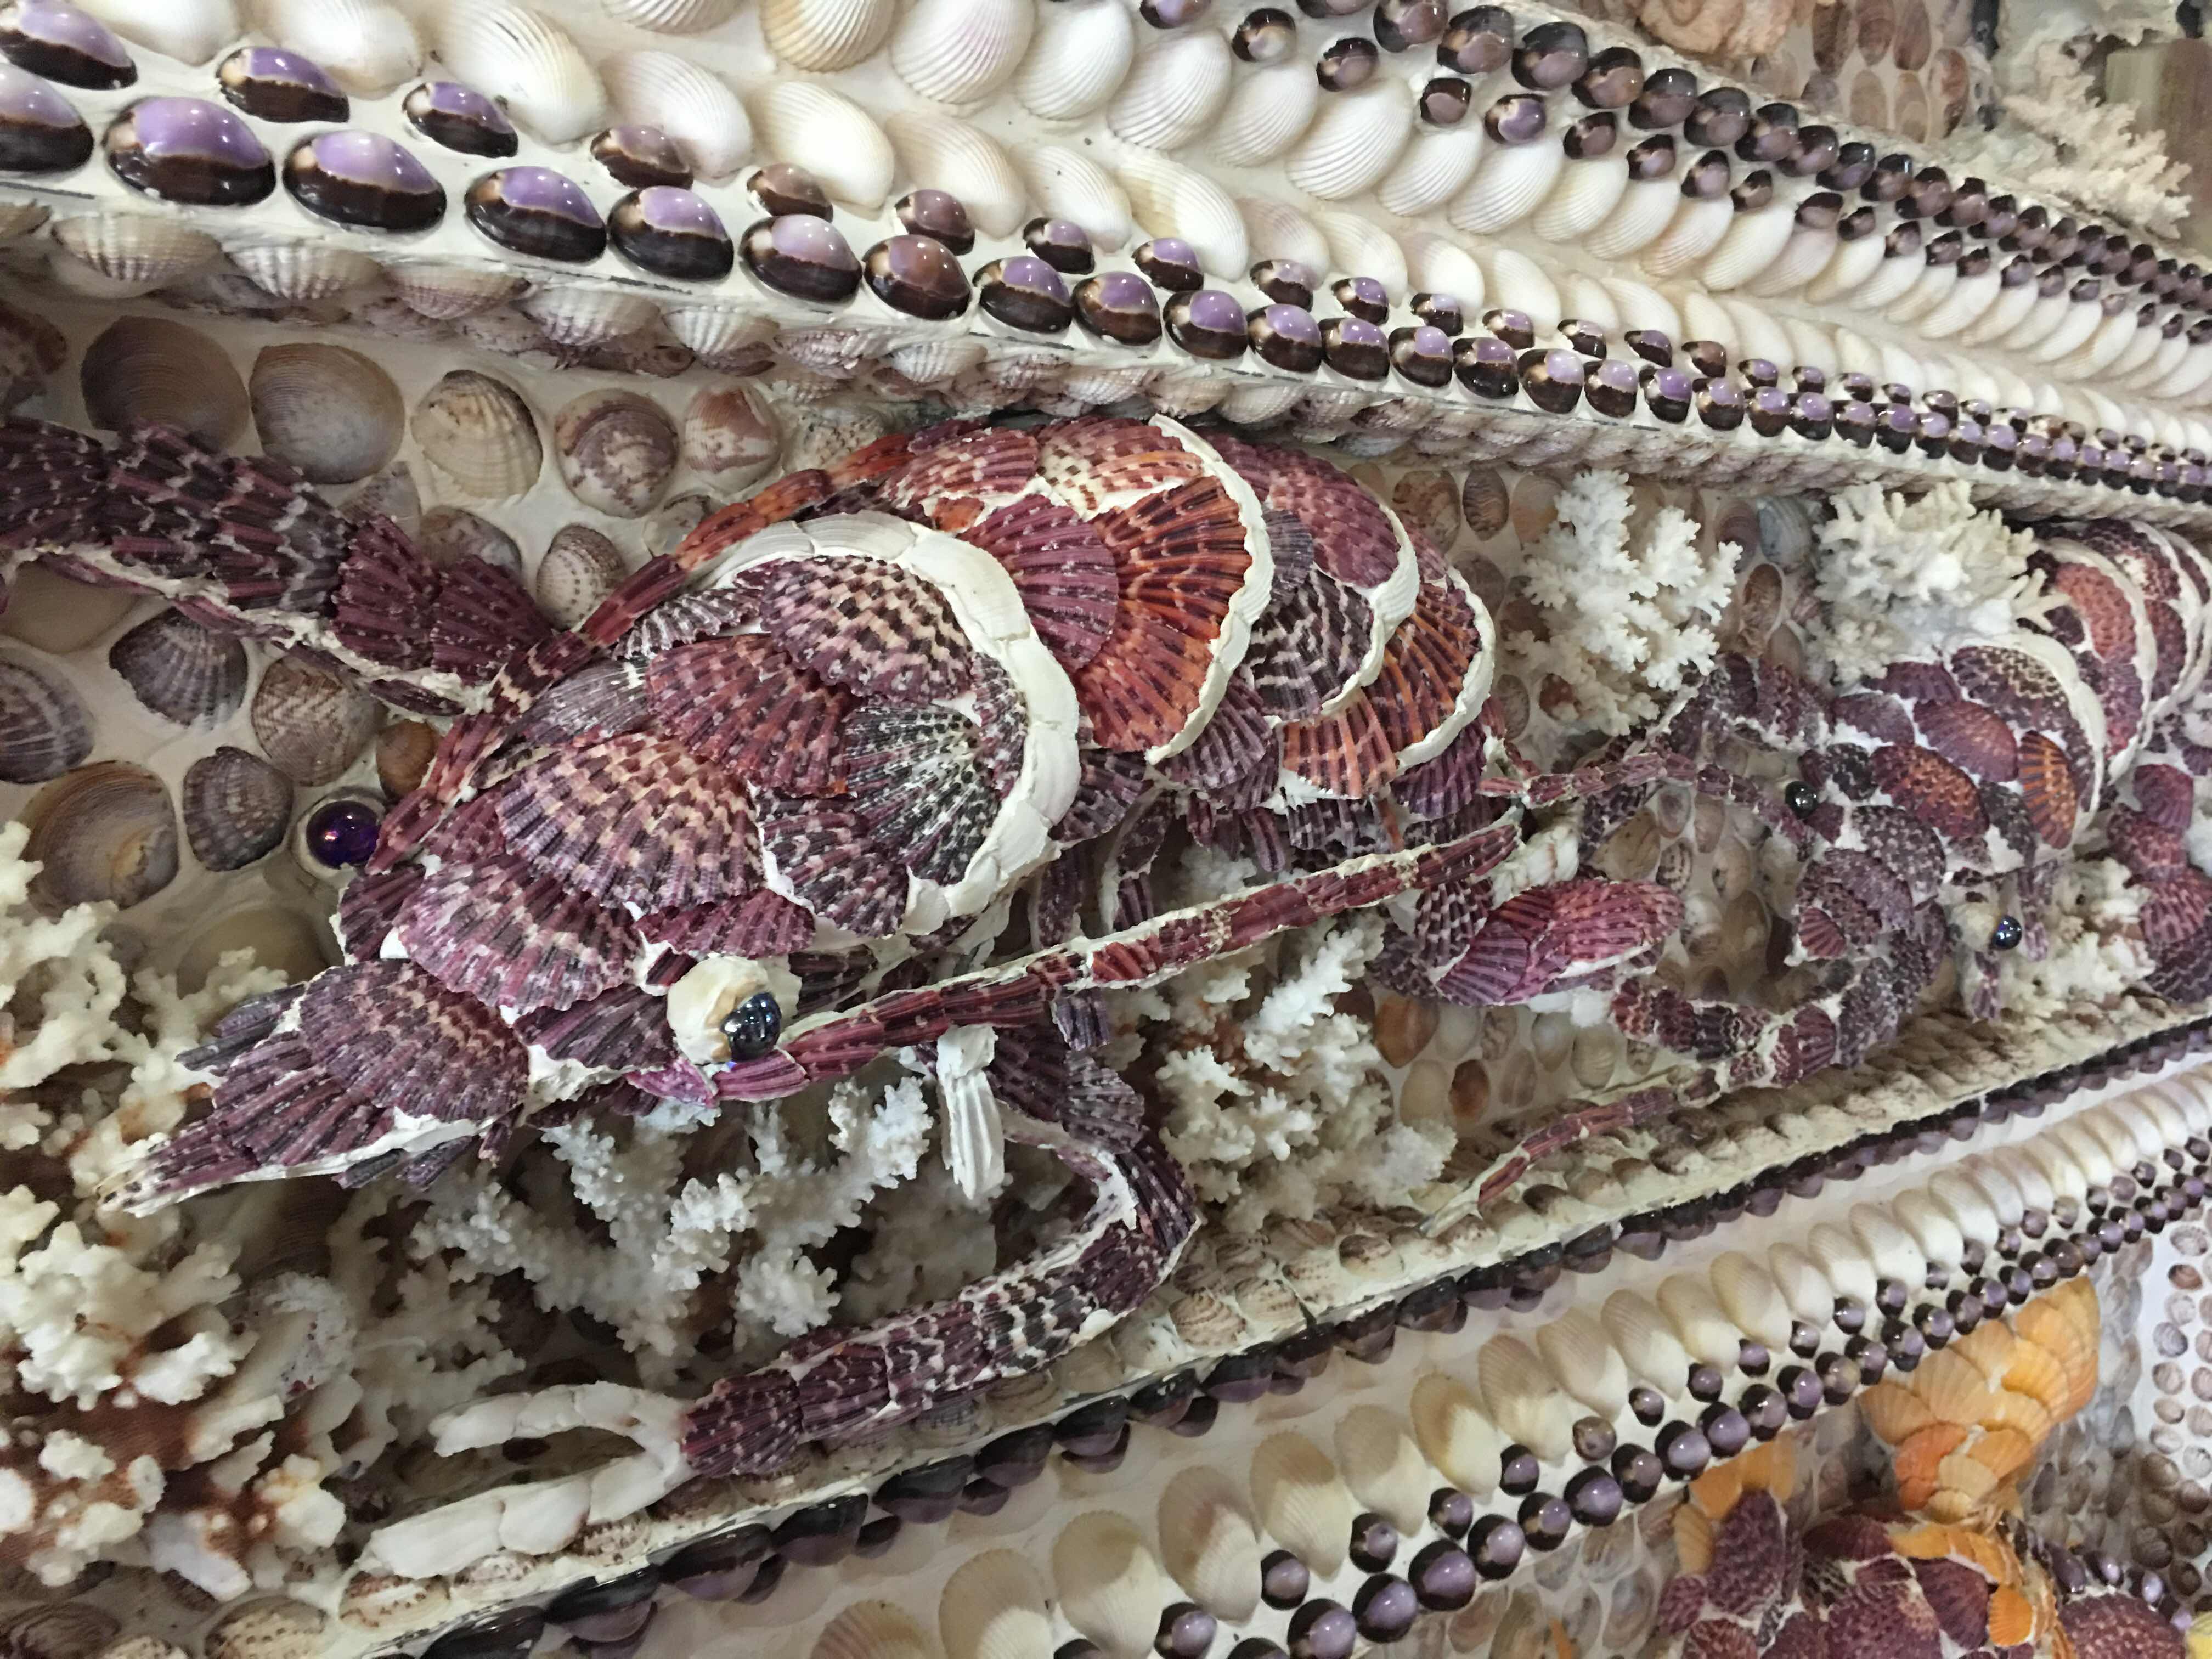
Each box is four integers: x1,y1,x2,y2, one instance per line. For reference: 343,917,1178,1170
1835,398,1876,445
1319,313,1384,377
1317,35,1379,91
1897,166,1951,220
1729,170,1772,212
740,213,860,301
1956,245,1992,279
2095,232,2131,274
1882,221,1922,261
1684,86,1750,148
1375,0,1447,51
1835,370,1875,400
1862,151,1910,202
1556,317,1606,357
1250,257,1317,307
1623,328,1672,365
1793,365,1824,393
1575,46,1641,109
1680,147,1730,199
1517,347,1582,413
1141,0,1211,24
2068,275,2100,303
590,124,690,190
1354,1576,1419,1641
466,165,603,260
1256,305,1318,374
1622,132,1677,182
1979,194,2020,242
1819,139,1876,193
1298,0,1369,14
1233,5,1298,60
1923,229,1963,267
1747,385,1792,436
1483,307,1533,349
286,129,444,231
1454,334,1515,397
2033,263,2067,298
1737,356,1778,387
1412,290,1464,334
895,187,973,255
1484,92,1545,145
2044,215,2083,262
403,81,516,159
1135,236,1203,291
748,162,831,219
864,234,969,319
1420,75,1471,124
1437,5,1511,74
1793,190,1843,230
218,47,343,123
1075,270,1163,344
1681,338,1728,378
421,1607,548,1659
1875,403,1917,452
1629,64,1695,129
1289,1601,1358,1659
1736,102,1798,165
1792,391,1832,440
2005,201,2049,251
106,96,273,205
1695,376,1745,431
1937,176,1988,230
1389,323,1452,385
1511,20,1585,91
1024,215,1093,274
976,255,1073,331
1834,204,1878,242
0,0,132,89
1333,274,1390,321
1561,111,1614,159
1169,287,1249,357
1782,123,1838,178
0,60,88,172
2127,241,2159,285
1584,357,1637,417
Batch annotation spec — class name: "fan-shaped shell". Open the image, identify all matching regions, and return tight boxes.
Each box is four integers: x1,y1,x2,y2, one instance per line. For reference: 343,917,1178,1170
1638,194,1732,279
1118,152,1245,281
230,245,382,304
1449,144,1565,235
1214,59,1318,168
1401,231,1485,308
386,263,524,320
1156,1468,1259,1623
1378,123,1485,217
534,524,627,628
72,0,235,64
939,1552,1051,1659
518,288,659,349
80,317,248,448
1580,178,1679,259
1699,203,1796,292
761,0,893,68
554,389,678,518
0,659,92,785
601,50,751,182
1556,273,1620,334
1409,1373,1500,1496
1708,1251,1792,1350
1109,30,1232,151
1534,1308,1628,1415
1479,1334,1574,1461
812,1602,933,1659
1018,146,1131,253
1315,210,1407,300
885,111,1025,238
1602,1289,1691,1390
249,343,404,487
681,383,778,484
1723,297,1792,370
251,656,379,787
1052,1513,1171,1659
891,0,1034,105
182,746,292,871
413,370,541,500
1249,1432,1358,1577
53,216,219,292
429,4,604,144
22,762,178,910
1238,195,1329,275
1011,0,1131,121
109,609,247,726
1765,1244,1835,1326
1484,247,1560,333
256,0,420,95
1286,81,1414,201
757,81,895,210
1333,1406,1431,1534
1804,1221,1878,1306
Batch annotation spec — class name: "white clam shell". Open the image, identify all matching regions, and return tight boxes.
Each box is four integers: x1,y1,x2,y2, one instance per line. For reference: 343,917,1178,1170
249,342,404,486
1722,298,1792,372
1779,314,1836,377
1378,123,1484,217
2046,1122,2115,1193
665,306,777,367
1886,262,1957,326
2026,297,2106,364
1219,379,1305,425
1960,269,2042,347
1802,232,1888,307
1708,1251,1793,1350
1556,273,1619,334
1019,146,1131,253
1700,204,1797,293
939,1551,1051,1659
1854,250,1929,313
887,111,1026,238
1333,1406,1430,1534
1765,1243,1836,1327
1531,157,1627,244
1601,1290,1691,1390
1315,210,1406,300
1053,1513,1172,1659
1534,1308,1628,1416
2107,311,2168,377
1655,1273,1739,1369
1848,1204,1927,1291
429,4,605,144
1215,60,1319,168
412,370,542,500
520,287,659,348
1013,0,1132,121
1249,1432,1358,1577
1238,195,1329,275
1409,1373,1501,1496
761,0,894,69
1401,231,1485,308
1600,277,1679,340
255,0,420,95
229,244,380,302
602,51,751,181
1745,225,1838,299
1957,1155,2025,1224
757,82,895,209
1638,194,1733,279
1109,29,1233,151
1156,1468,1260,1623
1478,1333,1573,1462
1484,247,1560,334
386,263,524,320
53,216,218,290
1119,151,1245,280
813,1602,933,1659
892,0,1034,105
601,0,740,31
1676,290,1737,354
75,0,235,63
1804,1221,1878,1306
1889,1192,1966,1271
1448,142,1564,235
1581,178,1679,259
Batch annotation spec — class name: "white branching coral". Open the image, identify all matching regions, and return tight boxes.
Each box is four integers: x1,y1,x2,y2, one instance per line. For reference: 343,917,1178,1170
1995,861,2152,1019
1508,470,1739,736
1809,481,2037,686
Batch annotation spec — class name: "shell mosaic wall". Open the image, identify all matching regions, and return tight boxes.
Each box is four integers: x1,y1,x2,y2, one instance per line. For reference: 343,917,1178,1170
4,0,2212,1657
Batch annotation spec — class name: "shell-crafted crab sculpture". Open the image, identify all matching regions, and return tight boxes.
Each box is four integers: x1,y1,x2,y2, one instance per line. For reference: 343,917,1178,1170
1,404,2209,1485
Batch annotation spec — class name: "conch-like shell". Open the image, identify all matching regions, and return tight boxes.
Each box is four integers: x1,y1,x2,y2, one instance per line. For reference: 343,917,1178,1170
429,4,606,144
602,51,751,181
1249,1432,1358,1577
1012,0,1132,121
761,0,893,69
1052,1513,1172,1659
891,0,1034,105
1020,146,1132,255
1535,1308,1629,1415
256,0,420,95
756,82,895,209
939,1551,1051,1659
1379,125,1485,218
1478,1334,1575,1462
1214,60,1318,168
412,370,543,500
1238,195,1329,276
1109,30,1233,152
1156,1468,1260,1623
1409,1373,1502,1496
886,112,1025,238
1119,152,1245,281
1333,1407,1431,1534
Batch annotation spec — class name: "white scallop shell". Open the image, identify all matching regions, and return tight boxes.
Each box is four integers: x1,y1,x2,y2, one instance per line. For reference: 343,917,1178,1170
1721,298,1792,371
2059,304,2142,375
1707,1251,1793,1350
892,0,1034,105
520,287,659,348
249,342,404,485
1531,157,1627,245
1237,195,1329,276
665,308,777,369
1779,314,1836,377
1053,1514,1171,1659
1484,247,1559,334
1333,1406,1430,1534
1959,269,2042,347
1109,30,1233,152
886,111,1026,238
1401,231,1485,308
1376,123,1485,218
939,1551,1051,1659
1876,339,1925,392
761,0,894,69
1447,142,1564,235
601,0,740,30
52,216,218,290
813,1602,933,1659
256,0,420,94
1745,224,1839,300
1959,1155,2027,1223
1600,276,1679,340
1534,1308,1628,1416
1886,262,1959,327
1601,1289,1691,1391
1803,1221,1878,1306
1638,194,1733,279
229,244,381,302
2108,311,2168,377
2027,297,2105,364
430,4,606,144
1314,210,1406,298
1801,231,1888,309
1214,60,1319,168
1655,1273,1739,1369
411,370,542,500
1556,272,1619,335
1765,1243,1836,1327
1581,178,1679,259
74,0,236,63
1249,1432,1358,1577
387,263,526,320
1477,1333,1574,1462
1675,290,1737,354
1156,1468,1259,1623
1408,1373,1500,1497
1219,379,1305,425
1019,146,1131,253
1119,152,1245,280
602,50,751,181
1854,250,1929,313
1014,0,1134,121
1699,204,1796,293
757,81,896,209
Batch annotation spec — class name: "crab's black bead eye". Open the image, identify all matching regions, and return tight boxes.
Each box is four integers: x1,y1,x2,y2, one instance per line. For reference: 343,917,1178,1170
720,991,783,1060
1990,915,2023,951
1784,780,1819,819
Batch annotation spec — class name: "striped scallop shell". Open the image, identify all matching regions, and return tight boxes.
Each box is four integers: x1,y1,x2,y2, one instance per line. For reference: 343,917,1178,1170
1556,272,1620,333
1214,60,1318,168
891,0,1035,105
1109,29,1233,151
1019,146,1132,252
761,0,894,68
1052,1513,1173,1659
757,82,895,209
813,1604,932,1659
602,51,752,180
182,746,292,871
1249,1432,1359,1578
1118,152,1246,280
1156,1468,1260,1623
1638,194,1733,279
1012,0,1132,121
1409,1373,1503,1496
885,112,1026,238
110,609,247,726
0,659,92,785
1286,82,1414,201
429,3,606,144
250,343,405,486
